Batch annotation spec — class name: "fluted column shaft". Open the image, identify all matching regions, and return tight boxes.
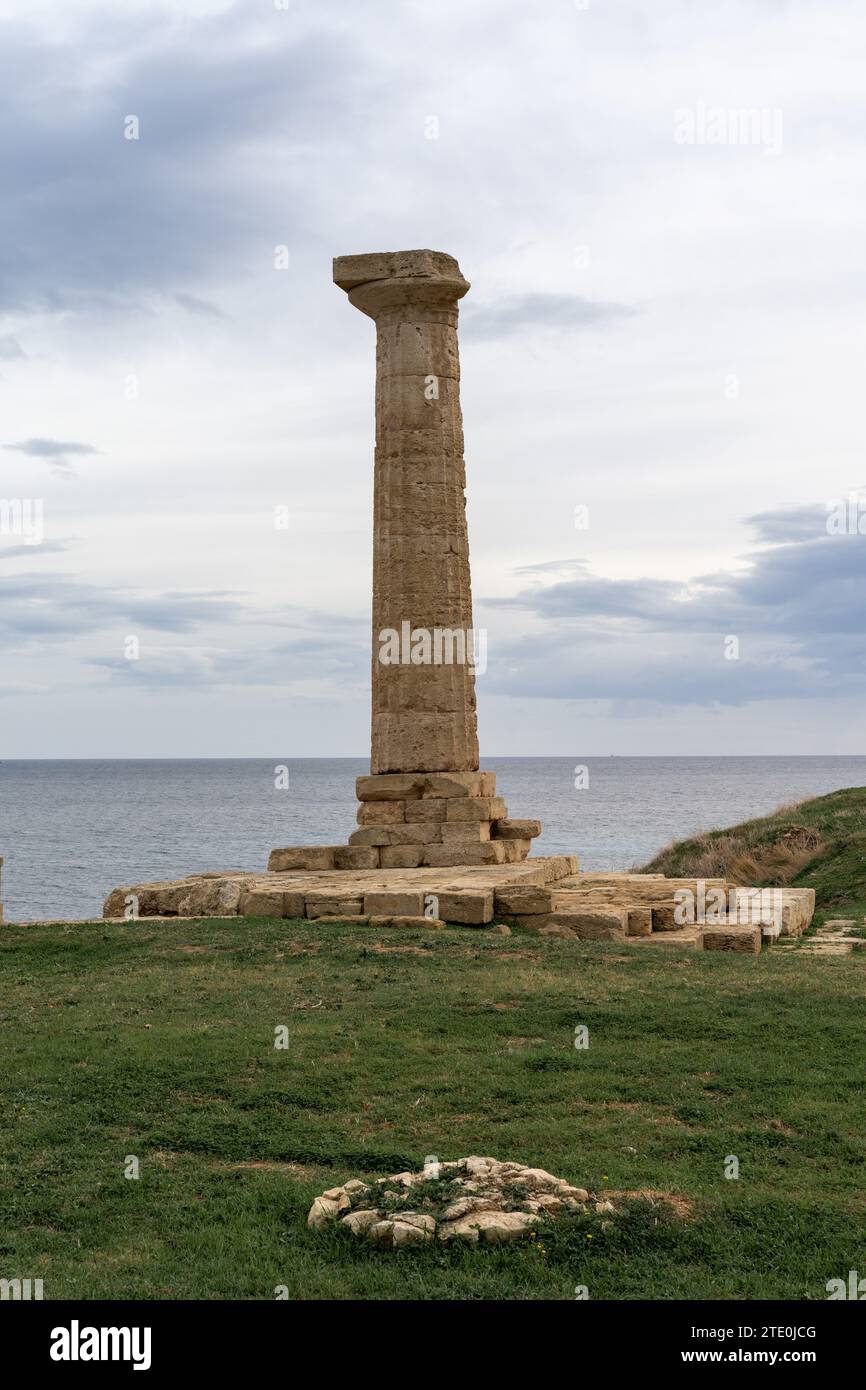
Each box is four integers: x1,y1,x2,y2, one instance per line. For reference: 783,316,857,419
334,251,479,774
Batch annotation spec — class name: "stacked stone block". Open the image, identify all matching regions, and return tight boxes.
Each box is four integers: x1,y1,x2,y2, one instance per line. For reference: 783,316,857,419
490,874,816,951
268,770,541,872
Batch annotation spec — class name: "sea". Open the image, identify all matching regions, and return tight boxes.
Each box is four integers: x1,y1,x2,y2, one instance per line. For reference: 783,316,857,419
1,756,864,922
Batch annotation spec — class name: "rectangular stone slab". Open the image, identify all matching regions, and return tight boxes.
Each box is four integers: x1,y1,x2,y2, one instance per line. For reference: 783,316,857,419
703,925,762,953
492,819,541,840
356,774,426,801
334,846,381,870
349,824,441,847
379,846,425,868
267,846,339,872
518,909,628,940
363,890,426,916
493,885,554,915
446,797,507,822
626,907,654,937
423,842,507,867
357,802,406,826
431,890,493,925
306,894,365,919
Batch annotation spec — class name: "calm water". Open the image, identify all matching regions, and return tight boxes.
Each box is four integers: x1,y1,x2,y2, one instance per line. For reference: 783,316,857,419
1,756,865,922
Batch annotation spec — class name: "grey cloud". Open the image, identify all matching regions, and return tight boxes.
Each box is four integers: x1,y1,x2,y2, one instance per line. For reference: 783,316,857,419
0,572,245,643
4,438,99,458
482,502,866,707
462,292,636,341
3,438,100,478
172,293,227,319
0,540,70,560
89,629,368,691
747,503,833,544
0,8,371,318
0,335,26,359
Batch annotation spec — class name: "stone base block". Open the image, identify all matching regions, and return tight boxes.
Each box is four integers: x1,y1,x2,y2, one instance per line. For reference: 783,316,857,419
306,894,365,919
265,768,543,875
729,887,816,936
431,890,493,925
355,771,497,801
424,772,496,799
405,800,447,823
440,821,491,842
493,885,553,915
363,889,426,916
334,846,380,870
356,773,426,801
239,889,307,919
517,909,628,941
651,903,680,932
423,842,507,867
357,802,406,826
349,824,441,847
379,846,425,868
703,925,762,953
492,819,541,840
627,907,653,937
446,797,507,822
268,846,339,872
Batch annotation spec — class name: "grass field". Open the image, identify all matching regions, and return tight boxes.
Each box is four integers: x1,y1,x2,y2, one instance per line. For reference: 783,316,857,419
2,913,865,1300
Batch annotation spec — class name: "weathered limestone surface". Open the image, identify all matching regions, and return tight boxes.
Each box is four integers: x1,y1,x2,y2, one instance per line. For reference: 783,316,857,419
101,862,815,961
334,250,477,775
626,907,654,937
103,859,578,925
307,251,543,866
493,819,542,840
267,773,541,875
703,925,762,954
517,909,628,941
729,886,816,936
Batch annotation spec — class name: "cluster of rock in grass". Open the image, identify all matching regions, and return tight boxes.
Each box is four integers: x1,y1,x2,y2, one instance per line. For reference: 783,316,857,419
307,1156,611,1247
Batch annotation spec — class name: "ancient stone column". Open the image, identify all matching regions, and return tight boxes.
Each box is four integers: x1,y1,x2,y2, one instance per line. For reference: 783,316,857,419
333,250,479,774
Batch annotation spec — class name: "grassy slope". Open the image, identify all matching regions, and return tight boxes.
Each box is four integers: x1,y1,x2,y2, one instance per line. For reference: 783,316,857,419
641,786,866,929
1,916,865,1300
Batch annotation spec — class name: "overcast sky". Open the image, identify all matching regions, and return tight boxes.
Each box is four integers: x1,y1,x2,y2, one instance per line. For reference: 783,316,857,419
1,0,864,757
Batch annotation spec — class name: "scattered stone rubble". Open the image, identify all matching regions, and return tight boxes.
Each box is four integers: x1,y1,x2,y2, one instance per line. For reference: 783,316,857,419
306,1156,600,1247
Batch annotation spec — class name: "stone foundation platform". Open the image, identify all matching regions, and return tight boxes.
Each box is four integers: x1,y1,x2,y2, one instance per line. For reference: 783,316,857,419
104,857,578,926
102,858,815,956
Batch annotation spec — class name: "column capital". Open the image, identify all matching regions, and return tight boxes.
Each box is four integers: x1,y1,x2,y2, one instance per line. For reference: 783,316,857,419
333,248,469,320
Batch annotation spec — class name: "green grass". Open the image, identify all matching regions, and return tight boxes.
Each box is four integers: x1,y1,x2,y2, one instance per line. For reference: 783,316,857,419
641,786,866,930
2,916,865,1300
